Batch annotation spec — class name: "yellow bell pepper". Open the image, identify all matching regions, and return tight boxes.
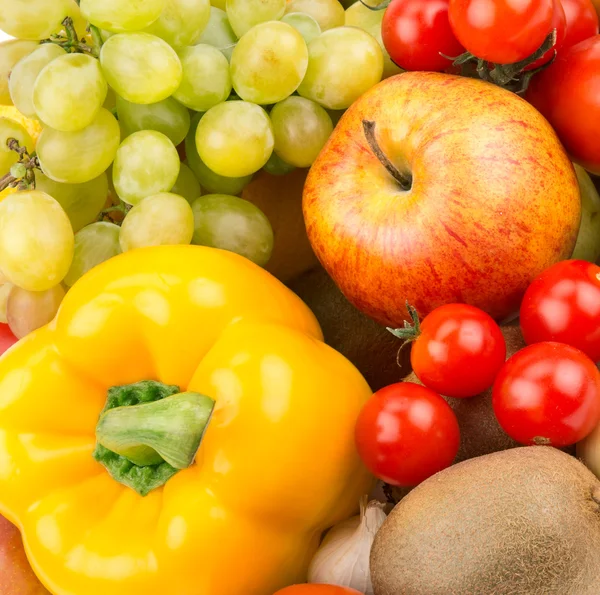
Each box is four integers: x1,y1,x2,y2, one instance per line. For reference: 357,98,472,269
0,245,373,595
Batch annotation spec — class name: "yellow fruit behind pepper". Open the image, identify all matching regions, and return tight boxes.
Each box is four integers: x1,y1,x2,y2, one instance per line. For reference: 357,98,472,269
0,245,373,595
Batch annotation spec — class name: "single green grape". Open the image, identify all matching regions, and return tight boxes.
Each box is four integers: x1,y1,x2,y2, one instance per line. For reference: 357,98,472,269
284,0,345,31
186,112,253,194
100,33,183,105
297,27,383,110
37,108,121,185
0,190,75,292
119,192,195,251
36,171,109,232
194,7,237,61
0,40,38,105
345,1,403,79
281,12,322,45
113,130,181,205
231,22,308,105
146,0,211,48
80,0,166,33
173,45,232,111
9,44,67,119
116,95,190,146
270,96,333,168
0,0,71,40
226,0,286,37
33,54,108,132
171,162,201,203
196,101,274,178
64,222,121,287
0,118,34,177
191,194,274,267
263,152,296,176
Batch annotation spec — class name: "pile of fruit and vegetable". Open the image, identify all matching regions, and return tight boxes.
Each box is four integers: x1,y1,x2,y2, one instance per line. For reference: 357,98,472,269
1,0,600,593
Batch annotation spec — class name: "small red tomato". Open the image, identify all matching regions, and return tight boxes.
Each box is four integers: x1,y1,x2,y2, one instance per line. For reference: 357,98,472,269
382,0,464,72
409,303,506,398
525,0,567,69
492,342,600,446
0,324,17,357
449,0,554,64
561,0,599,50
526,35,600,174
355,382,460,487
520,260,600,362
274,587,363,595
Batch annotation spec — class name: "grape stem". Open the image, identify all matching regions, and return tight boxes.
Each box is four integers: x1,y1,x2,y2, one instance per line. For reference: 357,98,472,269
41,17,100,58
0,139,41,192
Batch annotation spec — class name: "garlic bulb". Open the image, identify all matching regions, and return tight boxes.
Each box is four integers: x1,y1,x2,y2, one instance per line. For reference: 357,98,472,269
308,497,387,594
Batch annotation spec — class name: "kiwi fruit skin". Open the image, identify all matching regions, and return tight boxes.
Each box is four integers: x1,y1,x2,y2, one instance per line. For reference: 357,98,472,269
371,446,600,595
287,265,411,390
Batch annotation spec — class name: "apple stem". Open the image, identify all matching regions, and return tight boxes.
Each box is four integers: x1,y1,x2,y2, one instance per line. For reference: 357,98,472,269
362,120,412,192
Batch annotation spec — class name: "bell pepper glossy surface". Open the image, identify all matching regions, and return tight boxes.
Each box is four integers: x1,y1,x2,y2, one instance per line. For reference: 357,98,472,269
0,246,373,595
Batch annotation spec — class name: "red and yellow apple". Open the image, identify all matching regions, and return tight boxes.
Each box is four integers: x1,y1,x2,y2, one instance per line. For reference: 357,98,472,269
0,515,49,594
303,72,581,327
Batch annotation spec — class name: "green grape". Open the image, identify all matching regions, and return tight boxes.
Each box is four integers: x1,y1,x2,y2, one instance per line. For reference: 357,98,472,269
345,1,402,79
281,12,322,45
0,191,74,292
146,0,211,48
284,0,345,31
33,54,108,132
173,45,232,112
0,40,38,105
103,87,117,112
116,95,190,146
119,192,194,251
113,130,181,205
194,7,237,61
80,0,166,33
37,108,121,185
231,22,308,105
7,284,66,339
226,0,286,37
0,118,34,177
100,33,182,105
186,112,253,194
196,101,274,178
263,152,296,176
171,162,201,203
270,96,333,168
36,171,109,232
0,0,71,40
9,44,67,119
297,27,383,110
191,194,273,266
64,222,121,287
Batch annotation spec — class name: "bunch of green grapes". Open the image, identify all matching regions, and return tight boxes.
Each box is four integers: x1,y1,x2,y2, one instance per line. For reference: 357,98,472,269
0,0,390,341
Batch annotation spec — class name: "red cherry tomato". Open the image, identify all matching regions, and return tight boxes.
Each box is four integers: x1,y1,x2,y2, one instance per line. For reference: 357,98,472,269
561,0,599,50
526,35,600,174
381,0,464,72
492,342,600,446
525,0,567,70
0,324,17,356
355,382,460,487
448,0,554,63
410,304,506,398
274,587,363,595
520,260,600,363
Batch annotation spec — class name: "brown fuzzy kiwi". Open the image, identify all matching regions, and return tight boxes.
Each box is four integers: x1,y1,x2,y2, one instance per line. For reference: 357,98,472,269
287,265,411,390
371,446,600,595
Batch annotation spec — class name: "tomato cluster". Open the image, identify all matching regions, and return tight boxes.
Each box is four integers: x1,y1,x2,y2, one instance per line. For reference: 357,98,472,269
382,0,598,71
356,260,600,488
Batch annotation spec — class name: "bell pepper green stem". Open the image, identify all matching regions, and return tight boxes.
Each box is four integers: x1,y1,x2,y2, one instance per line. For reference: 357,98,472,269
96,392,215,470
